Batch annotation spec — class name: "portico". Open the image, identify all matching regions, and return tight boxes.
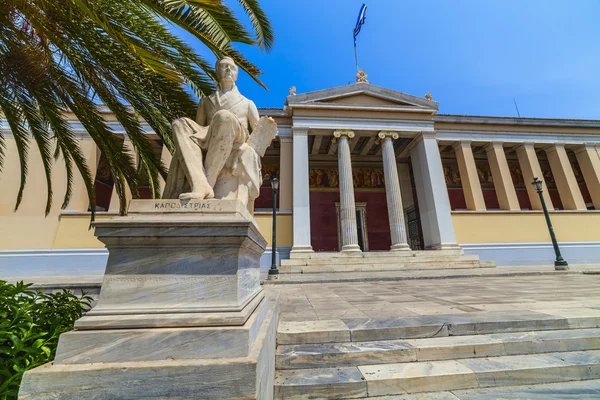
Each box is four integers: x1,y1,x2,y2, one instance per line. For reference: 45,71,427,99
283,83,461,260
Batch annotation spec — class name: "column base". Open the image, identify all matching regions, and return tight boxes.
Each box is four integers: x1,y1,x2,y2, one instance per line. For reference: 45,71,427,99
291,245,314,253
390,243,412,251
341,244,362,253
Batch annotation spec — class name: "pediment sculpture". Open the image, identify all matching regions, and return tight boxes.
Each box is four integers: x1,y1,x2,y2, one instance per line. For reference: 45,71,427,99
163,57,277,209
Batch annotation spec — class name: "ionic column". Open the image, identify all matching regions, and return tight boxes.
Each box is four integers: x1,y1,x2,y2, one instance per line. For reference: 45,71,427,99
484,142,520,210
515,143,553,210
544,143,586,210
379,131,410,251
291,130,313,253
574,144,600,209
453,141,486,211
334,130,361,253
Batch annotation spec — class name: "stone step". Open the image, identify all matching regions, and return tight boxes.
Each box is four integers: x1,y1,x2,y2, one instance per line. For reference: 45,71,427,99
277,328,600,369
289,250,466,260
277,310,600,345
279,261,483,274
273,350,600,398
340,379,600,399
281,254,479,266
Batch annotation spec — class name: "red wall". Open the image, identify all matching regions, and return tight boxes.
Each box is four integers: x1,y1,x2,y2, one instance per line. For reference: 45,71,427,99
516,189,532,210
310,191,392,252
448,188,467,210
482,188,500,209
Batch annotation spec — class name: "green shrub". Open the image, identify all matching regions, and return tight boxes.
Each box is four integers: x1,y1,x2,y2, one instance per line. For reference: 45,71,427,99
0,280,92,400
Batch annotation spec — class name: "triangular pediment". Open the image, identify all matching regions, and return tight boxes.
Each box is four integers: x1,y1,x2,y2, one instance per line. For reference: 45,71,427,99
287,82,438,112
320,93,413,107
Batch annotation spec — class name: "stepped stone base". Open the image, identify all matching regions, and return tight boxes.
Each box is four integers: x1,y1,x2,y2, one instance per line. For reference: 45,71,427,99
19,199,280,400
20,291,280,400
281,250,494,274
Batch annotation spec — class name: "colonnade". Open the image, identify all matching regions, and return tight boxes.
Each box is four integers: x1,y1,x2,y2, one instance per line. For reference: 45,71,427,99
453,141,600,211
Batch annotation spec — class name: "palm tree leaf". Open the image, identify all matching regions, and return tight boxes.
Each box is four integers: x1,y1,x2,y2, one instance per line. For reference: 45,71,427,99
237,0,274,51
0,85,29,211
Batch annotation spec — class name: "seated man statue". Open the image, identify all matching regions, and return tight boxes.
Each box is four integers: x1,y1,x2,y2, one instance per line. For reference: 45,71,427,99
162,57,277,209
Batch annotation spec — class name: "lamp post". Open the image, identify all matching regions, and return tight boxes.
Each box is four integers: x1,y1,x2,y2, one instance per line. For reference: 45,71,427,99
532,177,569,270
268,177,279,279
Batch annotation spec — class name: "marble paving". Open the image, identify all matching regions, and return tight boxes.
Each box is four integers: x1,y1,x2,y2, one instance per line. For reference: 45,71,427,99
274,272,600,322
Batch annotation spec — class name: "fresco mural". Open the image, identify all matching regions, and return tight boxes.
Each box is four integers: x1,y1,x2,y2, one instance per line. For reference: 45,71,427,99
309,167,385,189
260,161,280,187
442,163,461,187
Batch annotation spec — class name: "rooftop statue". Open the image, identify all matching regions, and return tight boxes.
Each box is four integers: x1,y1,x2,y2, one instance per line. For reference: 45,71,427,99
163,57,277,209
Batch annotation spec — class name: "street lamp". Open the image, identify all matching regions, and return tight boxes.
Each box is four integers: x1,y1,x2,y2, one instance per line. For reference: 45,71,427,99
532,177,569,270
268,177,279,279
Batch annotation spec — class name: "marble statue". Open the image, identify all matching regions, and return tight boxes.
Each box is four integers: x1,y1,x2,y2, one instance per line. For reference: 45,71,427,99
163,57,277,208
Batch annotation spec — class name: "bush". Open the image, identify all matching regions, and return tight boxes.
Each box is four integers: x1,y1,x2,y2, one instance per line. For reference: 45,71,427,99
0,280,92,400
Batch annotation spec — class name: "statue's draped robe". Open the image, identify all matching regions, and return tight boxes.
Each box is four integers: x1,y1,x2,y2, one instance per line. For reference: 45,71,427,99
162,87,262,202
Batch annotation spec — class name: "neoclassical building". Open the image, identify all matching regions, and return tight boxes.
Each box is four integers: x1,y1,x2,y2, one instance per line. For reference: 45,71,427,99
1,81,600,275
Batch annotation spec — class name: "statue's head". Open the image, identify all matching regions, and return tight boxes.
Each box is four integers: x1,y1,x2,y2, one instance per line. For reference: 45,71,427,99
216,57,238,85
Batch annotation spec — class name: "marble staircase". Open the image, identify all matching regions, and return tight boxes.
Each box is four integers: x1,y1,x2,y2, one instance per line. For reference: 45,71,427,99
280,250,494,274
273,311,600,398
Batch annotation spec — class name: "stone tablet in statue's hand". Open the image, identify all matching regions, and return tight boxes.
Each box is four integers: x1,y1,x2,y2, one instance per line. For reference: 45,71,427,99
247,116,277,157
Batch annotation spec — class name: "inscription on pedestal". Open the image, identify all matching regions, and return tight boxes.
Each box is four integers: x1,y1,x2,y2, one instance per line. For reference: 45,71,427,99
127,199,248,215
154,201,211,210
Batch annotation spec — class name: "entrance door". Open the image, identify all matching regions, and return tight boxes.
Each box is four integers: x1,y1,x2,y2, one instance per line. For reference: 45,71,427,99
356,210,366,251
335,202,369,251
405,205,424,250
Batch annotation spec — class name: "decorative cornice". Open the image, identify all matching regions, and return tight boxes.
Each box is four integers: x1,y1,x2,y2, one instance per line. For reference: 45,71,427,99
435,114,600,128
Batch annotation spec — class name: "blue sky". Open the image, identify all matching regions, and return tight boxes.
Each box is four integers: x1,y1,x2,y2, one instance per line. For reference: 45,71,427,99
203,0,600,119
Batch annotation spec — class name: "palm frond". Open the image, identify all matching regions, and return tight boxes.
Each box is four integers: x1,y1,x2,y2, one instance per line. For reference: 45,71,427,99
0,0,274,216
237,0,274,51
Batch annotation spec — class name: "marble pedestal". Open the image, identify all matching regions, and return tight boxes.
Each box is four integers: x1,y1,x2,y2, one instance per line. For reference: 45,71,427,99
19,199,279,400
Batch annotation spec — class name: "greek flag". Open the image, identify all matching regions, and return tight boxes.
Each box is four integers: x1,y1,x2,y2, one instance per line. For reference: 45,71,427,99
353,4,367,43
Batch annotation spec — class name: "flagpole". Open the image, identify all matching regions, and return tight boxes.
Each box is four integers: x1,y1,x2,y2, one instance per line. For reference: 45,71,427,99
354,40,359,73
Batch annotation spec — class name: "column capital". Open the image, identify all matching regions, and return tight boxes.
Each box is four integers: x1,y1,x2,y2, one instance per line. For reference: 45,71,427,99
279,136,293,144
543,143,567,154
452,140,472,151
573,143,596,155
514,142,536,153
333,129,355,139
292,128,308,137
412,132,438,146
483,141,504,152
378,131,399,140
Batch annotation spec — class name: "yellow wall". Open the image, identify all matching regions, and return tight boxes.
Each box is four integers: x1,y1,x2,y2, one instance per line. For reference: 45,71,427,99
452,211,600,243
52,212,293,249
52,213,117,249
254,213,293,247
1,138,68,249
